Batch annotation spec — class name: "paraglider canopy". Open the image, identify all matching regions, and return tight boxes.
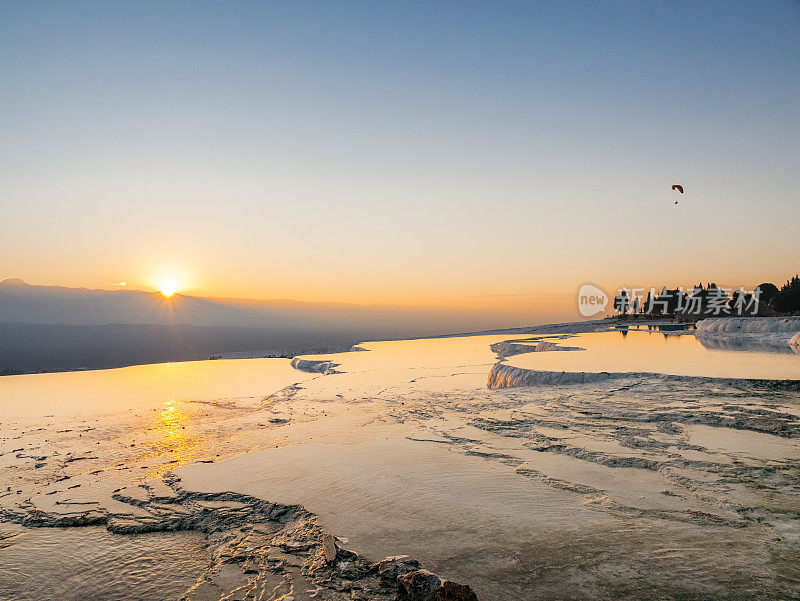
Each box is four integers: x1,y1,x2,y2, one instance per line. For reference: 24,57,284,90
672,185,684,193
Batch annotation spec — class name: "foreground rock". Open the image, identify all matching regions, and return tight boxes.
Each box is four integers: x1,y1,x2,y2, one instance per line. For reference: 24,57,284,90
435,581,479,601
1,473,478,601
372,555,421,582
396,570,479,601
398,570,441,601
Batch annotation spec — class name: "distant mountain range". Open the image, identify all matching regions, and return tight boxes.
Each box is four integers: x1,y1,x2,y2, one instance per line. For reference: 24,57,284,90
0,279,528,373
0,278,480,332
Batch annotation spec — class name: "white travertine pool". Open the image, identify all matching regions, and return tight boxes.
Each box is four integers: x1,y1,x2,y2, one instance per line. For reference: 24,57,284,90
506,330,800,380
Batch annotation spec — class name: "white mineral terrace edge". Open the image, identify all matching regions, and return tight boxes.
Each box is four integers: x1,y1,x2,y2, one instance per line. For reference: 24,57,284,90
489,325,800,387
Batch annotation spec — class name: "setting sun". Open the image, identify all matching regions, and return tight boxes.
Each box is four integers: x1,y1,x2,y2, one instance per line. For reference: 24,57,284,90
157,278,181,298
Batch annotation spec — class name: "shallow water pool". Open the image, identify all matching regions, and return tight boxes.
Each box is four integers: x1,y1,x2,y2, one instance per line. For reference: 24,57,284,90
0,525,209,601
506,330,800,380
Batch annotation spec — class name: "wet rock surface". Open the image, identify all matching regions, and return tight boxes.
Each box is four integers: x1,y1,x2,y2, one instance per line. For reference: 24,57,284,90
397,569,441,601
372,555,421,582
291,357,341,375
696,317,800,351
1,473,471,601
396,570,478,601
489,338,585,360
488,362,621,388
434,581,479,601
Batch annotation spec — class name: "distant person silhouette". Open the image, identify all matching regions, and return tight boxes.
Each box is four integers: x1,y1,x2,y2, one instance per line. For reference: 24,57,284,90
672,184,683,204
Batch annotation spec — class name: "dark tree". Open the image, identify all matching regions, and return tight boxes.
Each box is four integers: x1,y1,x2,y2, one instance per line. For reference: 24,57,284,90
756,282,779,306
771,275,800,313
667,289,684,314
614,289,629,315
728,289,745,312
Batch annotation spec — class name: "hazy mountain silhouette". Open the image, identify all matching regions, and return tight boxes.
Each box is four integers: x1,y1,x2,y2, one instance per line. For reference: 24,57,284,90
0,278,480,331
0,279,524,373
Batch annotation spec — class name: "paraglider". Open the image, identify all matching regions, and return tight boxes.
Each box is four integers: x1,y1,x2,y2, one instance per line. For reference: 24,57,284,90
672,184,683,204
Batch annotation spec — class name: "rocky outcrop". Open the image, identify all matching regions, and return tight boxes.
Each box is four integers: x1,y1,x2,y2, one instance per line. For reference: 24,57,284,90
290,357,341,374
490,338,584,359
487,362,621,389
398,569,442,601
2,473,479,601
435,580,479,601
372,555,421,582
396,570,479,601
695,317,800,351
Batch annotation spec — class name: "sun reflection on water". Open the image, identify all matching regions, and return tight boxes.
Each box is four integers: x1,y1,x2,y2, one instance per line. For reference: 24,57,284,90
141,398,201,476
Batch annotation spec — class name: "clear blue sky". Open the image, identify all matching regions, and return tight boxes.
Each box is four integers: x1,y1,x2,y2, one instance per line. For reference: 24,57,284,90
1,1,798,311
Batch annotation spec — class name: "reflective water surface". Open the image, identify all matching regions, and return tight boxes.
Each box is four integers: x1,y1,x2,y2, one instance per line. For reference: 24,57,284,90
0,357,314,419
0,525,209,601
506,330,800,380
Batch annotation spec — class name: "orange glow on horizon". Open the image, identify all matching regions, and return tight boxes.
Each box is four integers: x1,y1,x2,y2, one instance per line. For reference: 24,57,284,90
157,277,182,298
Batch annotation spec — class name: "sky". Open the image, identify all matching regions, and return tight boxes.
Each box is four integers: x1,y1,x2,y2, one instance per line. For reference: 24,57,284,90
1,1,799,317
